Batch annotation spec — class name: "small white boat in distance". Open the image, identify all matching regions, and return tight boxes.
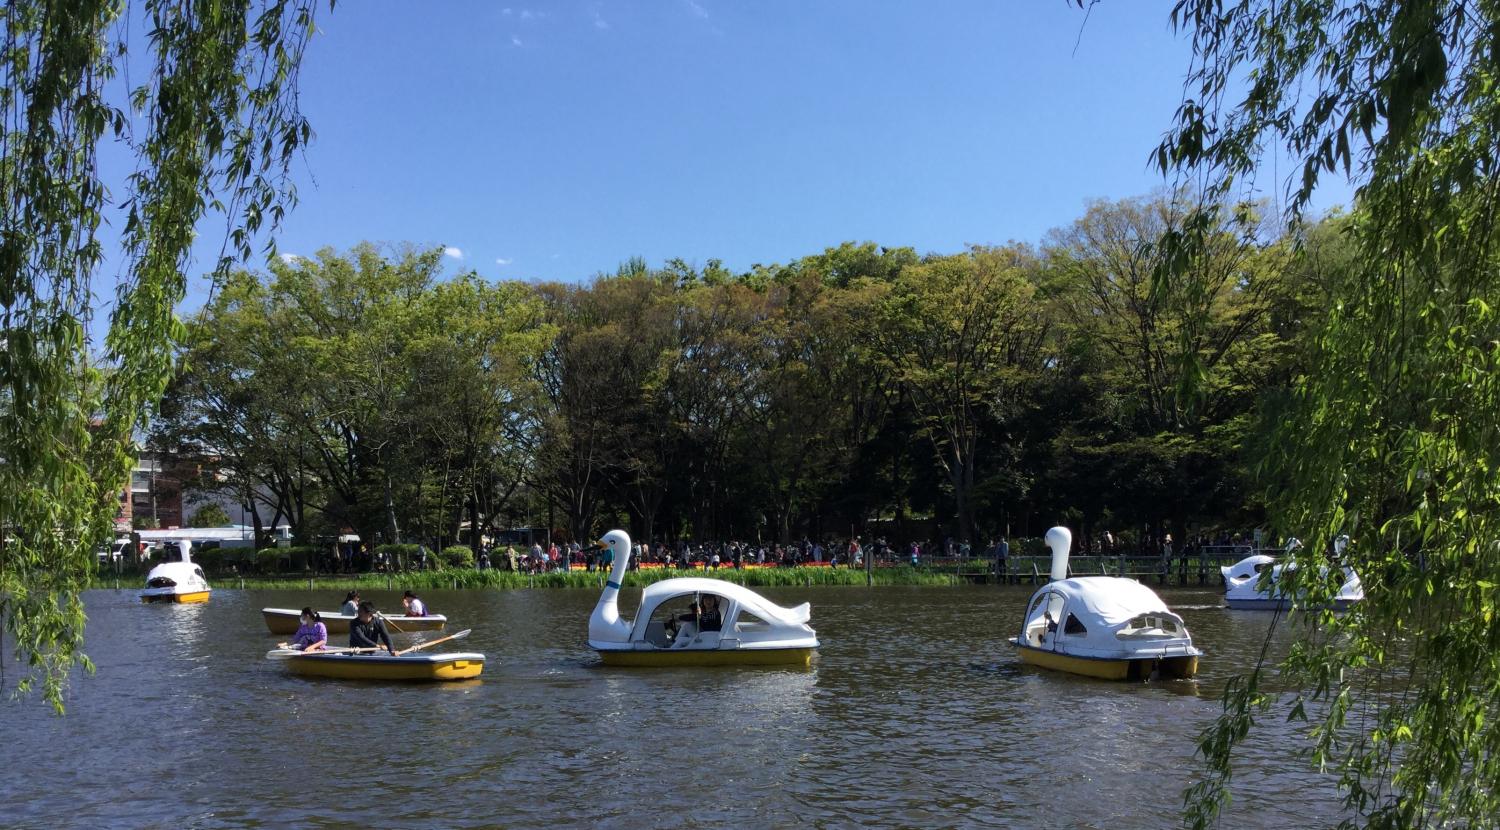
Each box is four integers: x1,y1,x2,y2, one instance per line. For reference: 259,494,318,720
260,608,447,635
140,540,211,604
1009,527,1201,680
588,529,819,667
1224,537,1363,611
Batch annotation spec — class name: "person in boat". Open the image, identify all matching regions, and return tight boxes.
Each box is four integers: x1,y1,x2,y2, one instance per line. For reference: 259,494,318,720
349,601,397,656
289,607,328,652
698,595,723,632
667,600,701,645
402,591,428,617
340,590,360,616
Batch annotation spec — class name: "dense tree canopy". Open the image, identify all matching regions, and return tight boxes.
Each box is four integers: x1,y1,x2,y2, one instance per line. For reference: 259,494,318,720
159,195,1326,561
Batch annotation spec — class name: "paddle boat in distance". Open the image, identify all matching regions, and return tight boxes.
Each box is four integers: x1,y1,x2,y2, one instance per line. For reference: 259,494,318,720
1224,535,1363,611
260,607,447,635
139,540,211,604
588,529,819,667
1009,527,1200,681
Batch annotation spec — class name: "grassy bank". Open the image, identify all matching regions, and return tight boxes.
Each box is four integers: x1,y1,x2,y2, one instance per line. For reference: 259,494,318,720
92,565,969,591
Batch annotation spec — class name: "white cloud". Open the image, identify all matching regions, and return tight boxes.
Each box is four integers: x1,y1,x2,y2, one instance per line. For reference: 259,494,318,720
278,252,302,264
502,7,512,14
495,257,513,266
520,8,538,19
685,0,709,19
443,246,464,260
591,8,609,29
511,34,523,47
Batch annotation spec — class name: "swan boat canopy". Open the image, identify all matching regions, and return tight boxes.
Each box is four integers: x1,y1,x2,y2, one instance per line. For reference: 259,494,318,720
140,541,211,604
1220,553,1276,590
588,530,819,667
1009,527,1200,681
260,608,447,635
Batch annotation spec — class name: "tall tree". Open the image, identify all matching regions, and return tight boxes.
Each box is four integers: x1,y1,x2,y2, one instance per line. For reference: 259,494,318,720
870,246,1047,545
1139,0,1500,825
0,0,323,712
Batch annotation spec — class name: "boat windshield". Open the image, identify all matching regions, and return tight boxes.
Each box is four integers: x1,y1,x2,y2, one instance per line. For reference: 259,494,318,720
1117,614,1183,639
1022,591,1066,647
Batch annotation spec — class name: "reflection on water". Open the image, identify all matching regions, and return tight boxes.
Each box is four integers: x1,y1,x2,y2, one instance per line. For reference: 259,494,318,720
4,585,1349,828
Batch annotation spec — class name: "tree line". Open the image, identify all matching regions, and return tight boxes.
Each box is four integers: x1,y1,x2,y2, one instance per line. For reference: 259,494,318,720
154,190,1346,554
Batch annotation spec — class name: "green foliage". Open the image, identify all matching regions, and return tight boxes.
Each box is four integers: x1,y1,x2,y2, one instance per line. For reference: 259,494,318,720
187,503,232,528
182,565,959,591
0,0,324,713
1146,0,1500,825
254,548,286,574
439,545,474,569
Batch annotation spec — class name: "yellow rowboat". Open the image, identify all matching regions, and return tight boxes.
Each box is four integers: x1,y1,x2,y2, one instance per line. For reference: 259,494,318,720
278,651,484,681
1010,640,1198,680
260,607,447,635
597,646,815,668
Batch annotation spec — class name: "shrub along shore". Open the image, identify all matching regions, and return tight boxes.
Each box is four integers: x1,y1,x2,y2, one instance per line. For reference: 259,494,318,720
92,565,973,591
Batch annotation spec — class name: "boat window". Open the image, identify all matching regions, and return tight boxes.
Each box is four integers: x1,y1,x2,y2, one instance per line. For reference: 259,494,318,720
1022,591,1067,646
735,609,769,632
1063,614,1087,635
643,594,703,646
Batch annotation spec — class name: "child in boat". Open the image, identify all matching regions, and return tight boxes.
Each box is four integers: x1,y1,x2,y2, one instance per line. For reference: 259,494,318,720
402,591,428,617
340,591,360,616
349,602,397,656
290,607,328,651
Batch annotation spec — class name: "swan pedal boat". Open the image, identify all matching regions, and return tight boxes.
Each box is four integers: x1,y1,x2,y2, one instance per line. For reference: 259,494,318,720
1010,527,1201,681
273,650,484,681
1222,558,1364,611
260,607,447,635
139,541,211,604
588,530,819,667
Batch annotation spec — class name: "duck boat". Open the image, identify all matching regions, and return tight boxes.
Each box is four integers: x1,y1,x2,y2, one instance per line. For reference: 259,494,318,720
139,541,211,604
277,650,484,681
588,529,819,667
260,607,447,635
1009,527,1200,680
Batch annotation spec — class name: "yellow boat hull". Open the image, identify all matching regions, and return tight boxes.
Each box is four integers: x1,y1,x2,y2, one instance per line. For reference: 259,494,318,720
597,647,814,667
141,590,211,604
1012,642,1198,680
283,653,484,681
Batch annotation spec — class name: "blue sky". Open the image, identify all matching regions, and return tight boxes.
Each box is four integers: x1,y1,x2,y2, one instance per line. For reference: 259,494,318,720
101,1,1353,325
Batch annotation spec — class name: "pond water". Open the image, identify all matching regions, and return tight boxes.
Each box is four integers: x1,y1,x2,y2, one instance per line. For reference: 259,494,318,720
3,585,1344,828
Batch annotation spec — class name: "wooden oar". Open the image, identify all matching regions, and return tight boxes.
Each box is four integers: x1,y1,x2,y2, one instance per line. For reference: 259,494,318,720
265,645,384,660
378,612,406,634
393,628,471,656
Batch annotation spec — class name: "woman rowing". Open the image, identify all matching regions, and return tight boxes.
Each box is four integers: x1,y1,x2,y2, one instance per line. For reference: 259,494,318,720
287,607,328,652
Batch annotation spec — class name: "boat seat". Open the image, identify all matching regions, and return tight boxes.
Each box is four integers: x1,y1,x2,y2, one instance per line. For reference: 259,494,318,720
643,620,672,648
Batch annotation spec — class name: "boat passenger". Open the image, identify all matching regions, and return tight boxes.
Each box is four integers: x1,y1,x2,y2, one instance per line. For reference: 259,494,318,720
402,591,428,617
290,608,328,652
698,595,723,632
340,591,360,616
350,602,397,656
